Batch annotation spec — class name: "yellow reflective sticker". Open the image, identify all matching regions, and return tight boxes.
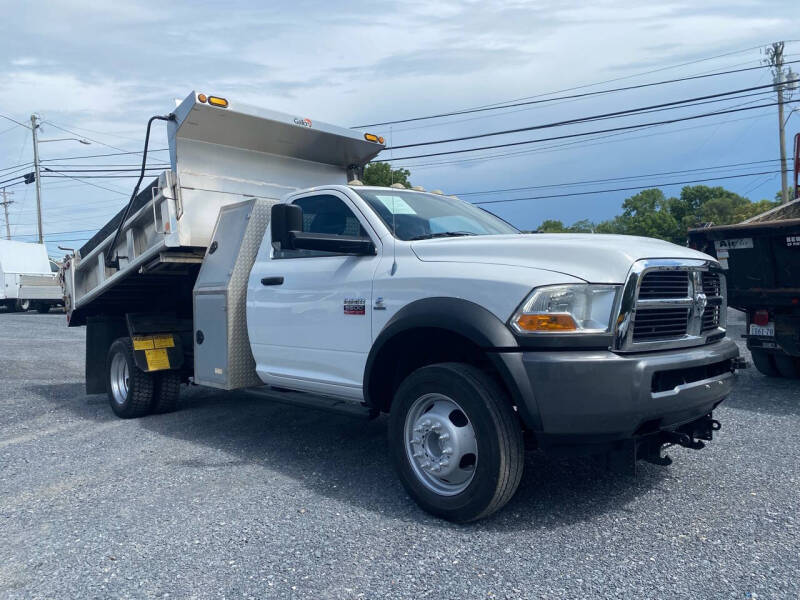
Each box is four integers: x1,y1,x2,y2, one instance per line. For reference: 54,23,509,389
133,336,154,350
144,348,171,371
152,334,175,349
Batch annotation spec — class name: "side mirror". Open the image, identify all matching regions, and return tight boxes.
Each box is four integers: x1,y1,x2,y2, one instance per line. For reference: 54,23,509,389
271,203,303,250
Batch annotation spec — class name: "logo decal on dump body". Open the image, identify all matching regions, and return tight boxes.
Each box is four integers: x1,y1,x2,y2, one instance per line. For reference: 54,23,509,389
293,117,313,128
344,298,366,315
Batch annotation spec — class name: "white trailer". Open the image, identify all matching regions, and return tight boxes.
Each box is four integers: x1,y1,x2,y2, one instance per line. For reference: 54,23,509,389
0,239,62,312
62,91,742,522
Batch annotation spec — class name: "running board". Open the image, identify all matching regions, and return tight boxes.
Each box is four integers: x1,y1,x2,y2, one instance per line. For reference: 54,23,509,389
244,387,376,419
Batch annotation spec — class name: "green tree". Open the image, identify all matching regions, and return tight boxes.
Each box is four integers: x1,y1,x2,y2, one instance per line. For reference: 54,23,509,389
733,198,780,222
566,219,595,233
616,189,682,242
362,163,411,187
537,219,567,232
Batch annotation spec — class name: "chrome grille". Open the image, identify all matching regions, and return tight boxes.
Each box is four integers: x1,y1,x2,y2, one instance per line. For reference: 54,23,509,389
638,271,690,299
614,259,727,351
702,271,721,297
701,272,723,332
632,307,690,342
702,305,721,332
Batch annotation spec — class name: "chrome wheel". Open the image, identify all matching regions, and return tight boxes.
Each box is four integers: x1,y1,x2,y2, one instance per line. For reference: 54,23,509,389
404,393,478,496
109,351,130,406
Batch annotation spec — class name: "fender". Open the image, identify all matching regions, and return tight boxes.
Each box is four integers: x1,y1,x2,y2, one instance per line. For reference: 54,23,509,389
364,297,543,430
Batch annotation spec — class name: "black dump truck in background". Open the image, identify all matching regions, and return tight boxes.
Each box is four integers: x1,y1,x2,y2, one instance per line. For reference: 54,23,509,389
688,198,800,378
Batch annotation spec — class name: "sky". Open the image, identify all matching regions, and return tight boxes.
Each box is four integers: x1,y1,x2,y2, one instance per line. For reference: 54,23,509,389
1,0,800,255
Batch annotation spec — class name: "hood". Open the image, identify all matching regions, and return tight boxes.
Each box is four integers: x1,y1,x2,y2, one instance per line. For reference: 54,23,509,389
410,233,714,283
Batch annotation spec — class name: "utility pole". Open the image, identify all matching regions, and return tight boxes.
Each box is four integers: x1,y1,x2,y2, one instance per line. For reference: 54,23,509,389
0,188,14,240
765,42,797,204
30,114,44,243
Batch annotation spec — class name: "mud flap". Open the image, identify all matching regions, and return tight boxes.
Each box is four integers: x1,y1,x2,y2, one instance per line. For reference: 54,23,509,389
126,313,188,372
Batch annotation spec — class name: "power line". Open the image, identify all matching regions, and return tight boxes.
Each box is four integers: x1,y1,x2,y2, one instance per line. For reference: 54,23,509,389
44,163,169,168
0,173,26,187
39,148,169,162
396,112,771,170
472,169,785,206
41,121,132,154
0,124,22,136
376,57,793,135
0,112,30,129
456,159,785,196
378,98,800,162
385,79,798,151
40,168,129,196
357,59,800,129
0,161,33,174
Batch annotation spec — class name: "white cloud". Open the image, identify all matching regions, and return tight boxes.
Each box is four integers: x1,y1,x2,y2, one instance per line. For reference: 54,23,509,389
0,71,132,116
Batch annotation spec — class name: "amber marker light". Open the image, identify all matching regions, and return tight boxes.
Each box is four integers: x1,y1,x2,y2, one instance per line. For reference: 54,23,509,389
197,93,207,103
515,313,578,332
207,96,229,108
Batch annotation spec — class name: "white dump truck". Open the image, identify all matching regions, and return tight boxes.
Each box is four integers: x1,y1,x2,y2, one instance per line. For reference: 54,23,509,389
62,91,743,522
0,239,62,313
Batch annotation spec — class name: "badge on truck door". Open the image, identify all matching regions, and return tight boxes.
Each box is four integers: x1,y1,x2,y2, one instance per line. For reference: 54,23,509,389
343,298,366,315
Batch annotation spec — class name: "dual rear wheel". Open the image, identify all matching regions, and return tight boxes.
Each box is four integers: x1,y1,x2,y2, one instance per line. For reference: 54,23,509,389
104,342,523,521
106,337,181,418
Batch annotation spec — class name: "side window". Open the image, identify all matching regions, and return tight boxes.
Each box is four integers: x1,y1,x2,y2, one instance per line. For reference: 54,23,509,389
276,194,368,258
294,194,367,238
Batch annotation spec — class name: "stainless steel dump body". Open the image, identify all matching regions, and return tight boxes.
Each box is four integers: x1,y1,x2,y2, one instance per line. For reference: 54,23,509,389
63,92,383,325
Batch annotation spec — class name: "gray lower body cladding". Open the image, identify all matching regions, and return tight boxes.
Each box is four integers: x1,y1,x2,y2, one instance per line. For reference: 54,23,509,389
495,337,739,446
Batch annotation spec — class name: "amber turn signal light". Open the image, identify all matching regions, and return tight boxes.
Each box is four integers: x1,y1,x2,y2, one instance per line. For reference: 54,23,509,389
514,313,578,332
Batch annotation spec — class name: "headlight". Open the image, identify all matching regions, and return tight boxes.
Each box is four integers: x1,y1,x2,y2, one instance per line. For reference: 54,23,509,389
510,284,620,335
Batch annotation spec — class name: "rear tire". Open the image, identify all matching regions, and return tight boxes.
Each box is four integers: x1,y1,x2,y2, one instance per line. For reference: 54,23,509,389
106,337,154,418
389,363,524,523
751,349,780,377
15,299,30,312
152,370,181,414
774,353,800,379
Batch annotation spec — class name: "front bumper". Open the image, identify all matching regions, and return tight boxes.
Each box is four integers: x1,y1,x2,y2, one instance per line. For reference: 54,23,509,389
505,337,739,446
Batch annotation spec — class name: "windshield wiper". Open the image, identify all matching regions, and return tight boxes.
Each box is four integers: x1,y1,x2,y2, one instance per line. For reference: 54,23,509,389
408,231,478,241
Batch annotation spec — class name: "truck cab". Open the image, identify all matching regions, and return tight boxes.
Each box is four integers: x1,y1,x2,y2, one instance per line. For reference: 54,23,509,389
62,92,741,522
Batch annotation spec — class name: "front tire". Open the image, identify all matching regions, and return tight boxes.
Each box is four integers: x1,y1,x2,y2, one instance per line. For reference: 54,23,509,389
106,337,154,418
14,299,30,312
389,363,524,523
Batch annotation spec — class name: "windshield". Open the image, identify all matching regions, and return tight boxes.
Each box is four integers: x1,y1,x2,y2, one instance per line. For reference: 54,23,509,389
355,189,518,240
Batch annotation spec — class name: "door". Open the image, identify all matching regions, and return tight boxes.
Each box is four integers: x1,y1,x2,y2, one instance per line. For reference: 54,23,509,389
247,191,381,400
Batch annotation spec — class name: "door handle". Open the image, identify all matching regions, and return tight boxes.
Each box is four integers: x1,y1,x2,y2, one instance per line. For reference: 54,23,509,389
261,276,284,286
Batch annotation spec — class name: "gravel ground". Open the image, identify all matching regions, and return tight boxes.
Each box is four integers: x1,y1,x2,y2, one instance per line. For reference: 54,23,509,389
0,308,798,599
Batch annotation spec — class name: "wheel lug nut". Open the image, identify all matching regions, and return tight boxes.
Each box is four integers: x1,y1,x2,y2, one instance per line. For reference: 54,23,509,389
439,433,450,440
442,446,453,455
